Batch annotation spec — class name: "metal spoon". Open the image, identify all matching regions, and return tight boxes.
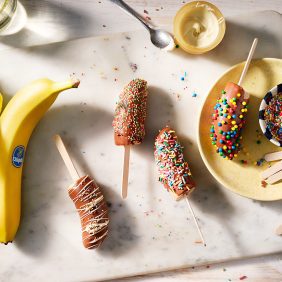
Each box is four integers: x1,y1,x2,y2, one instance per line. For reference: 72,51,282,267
109,0,175,50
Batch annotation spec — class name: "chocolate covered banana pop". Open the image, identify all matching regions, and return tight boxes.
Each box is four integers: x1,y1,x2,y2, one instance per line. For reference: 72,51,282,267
68,176,109,249
54,135,109,249
210,82,248,160
112,78,148,198
113,78,148,145
210,38,258,160
154,127,195,200
154,127,206,245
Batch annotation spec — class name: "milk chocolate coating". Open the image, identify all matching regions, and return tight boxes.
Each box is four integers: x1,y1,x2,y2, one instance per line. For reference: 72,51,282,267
68,176,109,249
113,79,148,145
211,82,248,159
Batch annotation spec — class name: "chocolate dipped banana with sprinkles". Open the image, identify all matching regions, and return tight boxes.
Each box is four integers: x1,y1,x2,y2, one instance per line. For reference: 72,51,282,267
154,127,206,245
154,127,195,200
112,78,148,199
113,78,148,145
210,38,258,160
210,82,249,160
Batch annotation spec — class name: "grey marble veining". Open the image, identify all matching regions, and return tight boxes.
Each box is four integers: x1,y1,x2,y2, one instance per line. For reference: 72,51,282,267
0,11,281,282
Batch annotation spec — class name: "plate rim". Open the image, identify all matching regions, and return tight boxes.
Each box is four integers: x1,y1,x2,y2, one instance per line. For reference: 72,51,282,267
197,57,282,201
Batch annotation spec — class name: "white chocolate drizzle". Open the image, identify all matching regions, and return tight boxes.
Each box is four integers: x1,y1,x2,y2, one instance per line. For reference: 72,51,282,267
69,175,109,249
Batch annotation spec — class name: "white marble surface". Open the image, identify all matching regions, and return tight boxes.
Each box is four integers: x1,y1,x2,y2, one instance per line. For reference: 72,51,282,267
0,10,281,282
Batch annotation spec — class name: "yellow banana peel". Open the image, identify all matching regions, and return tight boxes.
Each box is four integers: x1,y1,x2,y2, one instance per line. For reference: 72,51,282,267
0,78,79,244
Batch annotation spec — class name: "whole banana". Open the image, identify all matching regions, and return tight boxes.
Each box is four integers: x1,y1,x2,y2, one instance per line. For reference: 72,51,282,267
0,78,80,244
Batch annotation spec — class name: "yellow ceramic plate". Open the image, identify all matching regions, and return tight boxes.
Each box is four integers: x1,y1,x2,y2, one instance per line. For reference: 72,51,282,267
198,58,282,201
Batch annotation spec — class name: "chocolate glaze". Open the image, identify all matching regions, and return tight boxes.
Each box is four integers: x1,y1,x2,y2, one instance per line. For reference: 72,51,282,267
68,176,109,249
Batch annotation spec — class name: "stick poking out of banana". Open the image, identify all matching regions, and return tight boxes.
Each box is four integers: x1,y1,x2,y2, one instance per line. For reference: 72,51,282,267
0,77,80,244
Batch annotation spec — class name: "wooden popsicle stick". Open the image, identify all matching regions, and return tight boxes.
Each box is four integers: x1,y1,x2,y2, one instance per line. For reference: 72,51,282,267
238,38,258,86
185,196,206,246
122,145,130,199
53,134,80,181
265,170,282,184
261,160,282,180
264,151,282,162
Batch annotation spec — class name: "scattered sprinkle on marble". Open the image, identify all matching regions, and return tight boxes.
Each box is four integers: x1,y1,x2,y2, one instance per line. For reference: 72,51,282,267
192,92,198,98
194,240,203,244
239,275,247,280
125,36,131,40
129,62,138,72
144,9,148,14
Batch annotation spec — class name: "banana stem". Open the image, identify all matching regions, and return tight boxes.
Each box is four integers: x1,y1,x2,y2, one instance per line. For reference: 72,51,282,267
52,78,80,92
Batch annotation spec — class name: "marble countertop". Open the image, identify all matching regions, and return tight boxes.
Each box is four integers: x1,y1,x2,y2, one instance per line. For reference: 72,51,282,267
0,1,281,281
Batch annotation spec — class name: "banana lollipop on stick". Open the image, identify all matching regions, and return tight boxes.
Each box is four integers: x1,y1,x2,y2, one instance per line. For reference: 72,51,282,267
154,127,206,246
210,38,258,159
112,78,148,199
54,135,109,249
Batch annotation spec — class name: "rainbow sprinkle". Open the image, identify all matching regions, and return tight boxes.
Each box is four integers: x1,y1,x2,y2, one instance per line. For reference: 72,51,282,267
264,92,282,141
154,127,195,198
112,79,148,145
210,82,248,160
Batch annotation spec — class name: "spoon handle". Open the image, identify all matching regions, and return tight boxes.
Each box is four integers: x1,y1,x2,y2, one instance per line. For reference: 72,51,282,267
109,0,153,31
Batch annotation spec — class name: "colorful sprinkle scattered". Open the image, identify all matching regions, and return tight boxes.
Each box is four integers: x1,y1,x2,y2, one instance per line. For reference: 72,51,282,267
261,180,267,188
192,92,197,98
255,158,265,166
129,63,138,73
194,240,203,244
239,275,247,280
